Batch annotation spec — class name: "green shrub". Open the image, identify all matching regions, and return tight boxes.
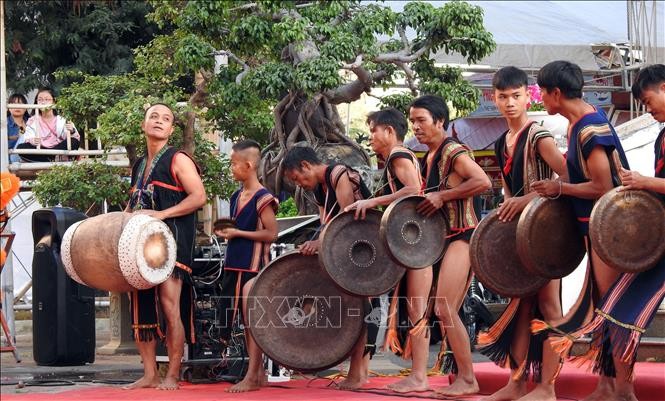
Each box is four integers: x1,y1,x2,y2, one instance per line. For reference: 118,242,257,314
276,197,299,218
32,161,131,214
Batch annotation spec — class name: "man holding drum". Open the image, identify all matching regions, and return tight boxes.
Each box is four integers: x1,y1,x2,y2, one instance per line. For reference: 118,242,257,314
125,103,207,390
477,67,568,401
410,95,491,397
531,61,632,401
282,146,375,390
343,108,429,393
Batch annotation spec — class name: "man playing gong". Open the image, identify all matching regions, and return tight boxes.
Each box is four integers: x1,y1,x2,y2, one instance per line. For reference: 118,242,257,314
343,108,428,393
531,60,632,401
551,64,665,401
410,95,491,396
282,146,375,389
125,103,207,390
477,67,568,401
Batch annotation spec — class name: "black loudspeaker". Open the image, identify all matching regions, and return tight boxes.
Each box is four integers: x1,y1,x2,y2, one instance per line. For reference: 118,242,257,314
32,207,95,366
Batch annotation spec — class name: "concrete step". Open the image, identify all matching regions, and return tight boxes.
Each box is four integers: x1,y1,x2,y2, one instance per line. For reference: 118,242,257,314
487,305,663,338
644,310,665,338
572,336,665,362
13,318,110,336
487,304,665,362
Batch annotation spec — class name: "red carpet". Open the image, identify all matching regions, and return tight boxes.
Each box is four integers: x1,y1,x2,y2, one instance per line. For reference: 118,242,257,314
2,362,663,400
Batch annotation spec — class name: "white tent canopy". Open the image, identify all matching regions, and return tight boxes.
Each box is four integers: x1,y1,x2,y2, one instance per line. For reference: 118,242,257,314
388,1,665,70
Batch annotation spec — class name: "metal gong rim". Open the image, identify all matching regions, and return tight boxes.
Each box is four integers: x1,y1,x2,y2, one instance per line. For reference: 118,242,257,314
590,188,665,273
247,252,365,372
516,196,585,279
380,195,448,269
319,209,406,296
470,210,548,298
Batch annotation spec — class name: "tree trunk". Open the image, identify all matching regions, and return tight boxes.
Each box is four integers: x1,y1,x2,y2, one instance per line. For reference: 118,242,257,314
182,111,196,156
126,144,137,167
180,70,210,156
260,92,371,214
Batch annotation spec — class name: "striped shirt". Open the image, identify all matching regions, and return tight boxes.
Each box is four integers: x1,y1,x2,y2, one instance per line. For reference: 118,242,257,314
566,108,629,234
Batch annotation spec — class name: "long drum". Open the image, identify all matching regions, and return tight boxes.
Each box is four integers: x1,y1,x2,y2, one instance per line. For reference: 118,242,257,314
516,197,585,279
246,252,365,372
380,195,448,269
61,212,176,292
470,210,548,298
590,188,665,273
319,209,405,296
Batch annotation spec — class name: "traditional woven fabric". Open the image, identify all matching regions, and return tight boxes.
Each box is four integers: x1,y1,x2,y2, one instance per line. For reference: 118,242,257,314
478,121,557,382
128,146,199,343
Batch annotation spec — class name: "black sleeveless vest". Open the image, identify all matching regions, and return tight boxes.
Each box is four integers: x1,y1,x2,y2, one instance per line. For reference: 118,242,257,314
130,146,199,268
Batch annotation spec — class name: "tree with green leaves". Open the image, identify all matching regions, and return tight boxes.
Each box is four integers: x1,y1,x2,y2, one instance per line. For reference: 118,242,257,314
47,0,495,210
5,0,163,93
143,0,495,198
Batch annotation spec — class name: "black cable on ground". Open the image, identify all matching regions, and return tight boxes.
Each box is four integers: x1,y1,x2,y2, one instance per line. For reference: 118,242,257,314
91,379,135,385
21,379,76,387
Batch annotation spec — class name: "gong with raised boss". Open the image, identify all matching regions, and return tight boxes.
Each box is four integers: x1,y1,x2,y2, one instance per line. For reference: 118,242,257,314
319,209,405,296
246,252,365,372
380,195,449,269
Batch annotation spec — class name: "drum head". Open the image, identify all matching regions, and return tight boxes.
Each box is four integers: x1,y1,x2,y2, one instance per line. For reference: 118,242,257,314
319,210,405,296
119,213,176,289
380,195,448,269
517,197,585,279
247,252,365,372
470,210,548,298
590,188,665,273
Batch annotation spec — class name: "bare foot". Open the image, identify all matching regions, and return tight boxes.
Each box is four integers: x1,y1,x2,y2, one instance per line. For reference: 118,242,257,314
613,391,639,401
516,385,556,401
226,375,265,393
434,376,479,397
581,377,614,401
337,375,368,390
122,375,160,390
157,375,180,390
481,379,527,401
386,376,430,393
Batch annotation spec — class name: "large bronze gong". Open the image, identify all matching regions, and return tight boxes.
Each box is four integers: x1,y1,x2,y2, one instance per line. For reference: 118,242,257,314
470,210,548,298
516,197,585,279
319,210,406,296
380,195,448,269
246,252,365,372
590,188,665,273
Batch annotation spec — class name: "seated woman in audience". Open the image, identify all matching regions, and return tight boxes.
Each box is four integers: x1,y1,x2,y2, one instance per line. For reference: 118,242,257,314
17,87,80,162
7,93,30,162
